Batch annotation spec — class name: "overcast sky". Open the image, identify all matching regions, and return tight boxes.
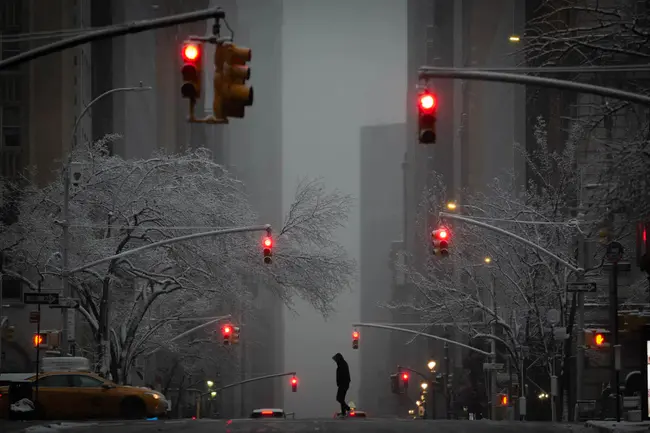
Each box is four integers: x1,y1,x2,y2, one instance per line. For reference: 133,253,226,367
281,0,407,417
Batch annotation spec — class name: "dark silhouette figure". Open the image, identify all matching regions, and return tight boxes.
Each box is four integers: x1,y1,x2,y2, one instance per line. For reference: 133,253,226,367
332,353,351,415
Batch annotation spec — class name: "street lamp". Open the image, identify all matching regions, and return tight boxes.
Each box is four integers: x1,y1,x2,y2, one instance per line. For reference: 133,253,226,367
415,400,421,406
508,34,521,43
210,391,217,398
420,382,428,391
427,360,436,371
59,84,152,355
484,256,492,264
446,202,457,211
206,380,214,388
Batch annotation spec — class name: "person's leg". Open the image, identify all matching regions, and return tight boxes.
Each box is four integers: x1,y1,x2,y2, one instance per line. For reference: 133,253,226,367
336,387,346,414
341,386,351,412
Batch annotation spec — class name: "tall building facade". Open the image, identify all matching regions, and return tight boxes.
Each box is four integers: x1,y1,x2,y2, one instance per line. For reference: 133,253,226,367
358,123,405,415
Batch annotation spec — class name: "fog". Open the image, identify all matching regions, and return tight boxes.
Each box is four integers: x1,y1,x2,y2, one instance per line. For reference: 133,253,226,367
281,0,407,417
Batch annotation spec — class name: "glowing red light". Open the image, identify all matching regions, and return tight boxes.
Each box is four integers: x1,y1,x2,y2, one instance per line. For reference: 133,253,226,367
501,395,508,405
291,377,298,384
33,334,43,347
644,228,647,242
352,331,359,339
438,230,448,239
264,237,273,248
182,44,199,61
419,93,436,110
402,373,409,380
261,411,273,415
191,416,196,420
223,326,232,334
595,333,605,346
349,411,356,416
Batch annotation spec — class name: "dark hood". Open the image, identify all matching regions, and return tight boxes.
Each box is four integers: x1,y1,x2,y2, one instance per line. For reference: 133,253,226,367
332,353,344,364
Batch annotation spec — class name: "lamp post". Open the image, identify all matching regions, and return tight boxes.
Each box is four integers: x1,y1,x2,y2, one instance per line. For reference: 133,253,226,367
58,84,152,356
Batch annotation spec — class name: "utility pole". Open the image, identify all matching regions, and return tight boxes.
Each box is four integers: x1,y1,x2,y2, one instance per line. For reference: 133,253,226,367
490,274,497,420
575,228,586,417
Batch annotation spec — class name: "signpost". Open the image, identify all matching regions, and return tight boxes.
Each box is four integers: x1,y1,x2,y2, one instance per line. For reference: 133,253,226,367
566,282,597,293
23,292,60,305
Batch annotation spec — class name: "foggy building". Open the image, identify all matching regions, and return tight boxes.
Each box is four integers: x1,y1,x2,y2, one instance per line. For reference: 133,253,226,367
358,123,405,415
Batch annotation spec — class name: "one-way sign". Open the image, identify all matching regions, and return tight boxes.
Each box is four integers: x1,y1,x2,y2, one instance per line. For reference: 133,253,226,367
566,282,597,293
24,292,60,305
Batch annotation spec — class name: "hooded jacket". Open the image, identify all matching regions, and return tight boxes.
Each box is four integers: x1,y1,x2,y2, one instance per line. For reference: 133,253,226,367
332,353,351,387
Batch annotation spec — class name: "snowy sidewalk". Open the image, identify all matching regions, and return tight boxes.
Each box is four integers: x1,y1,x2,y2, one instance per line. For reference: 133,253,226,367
585,420,650,433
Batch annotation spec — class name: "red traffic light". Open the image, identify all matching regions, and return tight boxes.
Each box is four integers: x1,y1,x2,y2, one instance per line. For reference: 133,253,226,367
182,44,200,62
419,93,437,111
438,229,448,239
352,331,359,339
291,377,298,385
223,325,232,335
402,373,409,381
263,237,273,248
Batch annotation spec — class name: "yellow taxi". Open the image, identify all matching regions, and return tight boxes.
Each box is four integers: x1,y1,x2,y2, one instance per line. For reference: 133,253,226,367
0,357,168,420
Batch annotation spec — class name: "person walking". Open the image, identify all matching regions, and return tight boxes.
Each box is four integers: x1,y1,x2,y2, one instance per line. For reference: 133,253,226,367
332,353,351,417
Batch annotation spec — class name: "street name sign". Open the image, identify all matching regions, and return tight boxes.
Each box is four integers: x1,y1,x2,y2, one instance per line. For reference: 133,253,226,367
23,292,60,305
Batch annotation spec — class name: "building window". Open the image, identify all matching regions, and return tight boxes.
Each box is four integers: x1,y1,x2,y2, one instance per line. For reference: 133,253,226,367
0,76,22,102
2,127,20,147
2,106,20,127
1,275,23,302
1,0,21,30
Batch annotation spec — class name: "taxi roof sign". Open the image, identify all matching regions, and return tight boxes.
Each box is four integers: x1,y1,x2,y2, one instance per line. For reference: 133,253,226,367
41,357,91,373
251,408,285,419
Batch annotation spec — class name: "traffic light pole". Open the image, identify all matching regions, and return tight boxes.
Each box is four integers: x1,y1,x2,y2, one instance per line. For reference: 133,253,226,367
0,8,226,72
439,212,582,274
143,314,232,358
418,67,650,106
351,323,491,356
67,224,271,275
217,371,297,392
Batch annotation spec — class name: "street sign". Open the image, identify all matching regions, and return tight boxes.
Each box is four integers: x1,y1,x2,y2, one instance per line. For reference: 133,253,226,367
29,311,40,324
23,292,60,305
567,282,597,293
605,241,624,263
49,297,79,309
483,362,504,371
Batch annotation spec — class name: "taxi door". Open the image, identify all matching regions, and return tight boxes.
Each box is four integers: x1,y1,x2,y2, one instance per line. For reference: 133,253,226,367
70,374,121,418
33,374,76,419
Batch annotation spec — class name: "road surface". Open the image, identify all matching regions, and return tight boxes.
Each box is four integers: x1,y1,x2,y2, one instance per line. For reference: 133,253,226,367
2,418,601,433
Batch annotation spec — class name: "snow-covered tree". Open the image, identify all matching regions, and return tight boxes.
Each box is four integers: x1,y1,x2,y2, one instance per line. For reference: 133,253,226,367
521,0,650,221
0,136,355,382
392,120,607,419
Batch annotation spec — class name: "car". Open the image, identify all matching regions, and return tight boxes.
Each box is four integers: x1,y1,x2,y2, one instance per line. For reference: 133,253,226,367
250,408,286,419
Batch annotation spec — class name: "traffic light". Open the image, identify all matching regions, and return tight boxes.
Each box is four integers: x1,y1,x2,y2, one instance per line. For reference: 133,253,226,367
390,374,400,394
585,329,610,348
352,330,359,350
231,326,241,344
291,376,298,392
498,393,508,406
402,372,409,389
418,90,437,144
431,227,450,256
637,222,650,271
181,41,202,101
33,333,45,347
222,324,233,345
214,42,253,121
263,236,273,264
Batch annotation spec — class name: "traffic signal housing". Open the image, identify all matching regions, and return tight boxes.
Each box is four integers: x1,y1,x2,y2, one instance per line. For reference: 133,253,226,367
585,329,610,348
431,227,450,256
637,222,650,271
390,374,400,394
401,372,409,390
291,376,298,392
231,326,241,344
263,236,273,264
222,324,233,346
418,90,437,144
181,41,202,101
214,42,253,121
32,331,60,349
352,330,359,350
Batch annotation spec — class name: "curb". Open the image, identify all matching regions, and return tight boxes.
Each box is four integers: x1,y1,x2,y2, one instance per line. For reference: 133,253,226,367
585,420,650,433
